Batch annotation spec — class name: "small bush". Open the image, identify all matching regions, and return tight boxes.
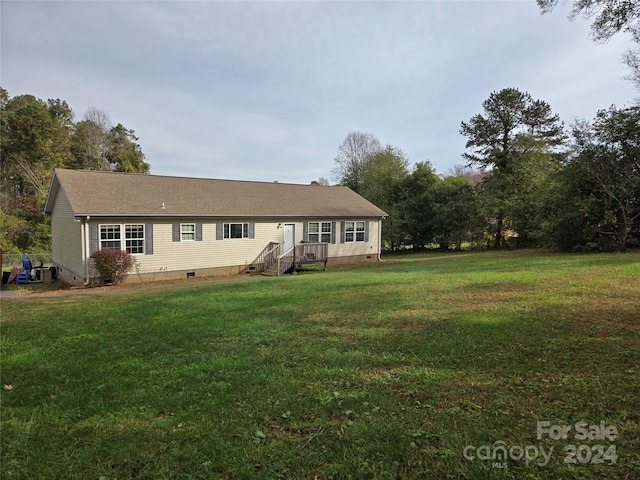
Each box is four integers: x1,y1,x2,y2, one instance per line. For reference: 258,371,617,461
91,249,134,285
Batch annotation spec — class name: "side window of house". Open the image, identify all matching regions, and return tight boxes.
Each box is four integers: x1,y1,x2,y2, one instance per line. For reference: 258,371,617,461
100,225,122,250
216,223,254,240
125,224,145,254
99,224,146,254
344,221,366,242
224,223,249,239
308,222,332,243
181,223,196,241
173,223,202,242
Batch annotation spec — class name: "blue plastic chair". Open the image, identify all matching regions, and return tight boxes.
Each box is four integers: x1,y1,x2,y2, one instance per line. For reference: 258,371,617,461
16,271,29,284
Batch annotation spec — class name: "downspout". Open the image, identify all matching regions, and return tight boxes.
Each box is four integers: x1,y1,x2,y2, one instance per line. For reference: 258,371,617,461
377,216,385,261
83,216,91,285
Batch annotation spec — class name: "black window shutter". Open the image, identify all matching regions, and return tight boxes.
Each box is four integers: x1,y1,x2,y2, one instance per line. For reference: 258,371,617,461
331,222,336,244
90,224,99,254
145,224,154,254
196,223,203,241
340,221,346,243
172,224,180,242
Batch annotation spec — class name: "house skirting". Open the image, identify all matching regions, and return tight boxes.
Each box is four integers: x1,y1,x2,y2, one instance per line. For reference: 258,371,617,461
326,254,377,265
56,254,379,286
122,265,246,284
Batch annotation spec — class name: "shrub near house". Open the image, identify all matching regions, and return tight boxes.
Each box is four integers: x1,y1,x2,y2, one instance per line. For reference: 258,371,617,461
91,249,134,285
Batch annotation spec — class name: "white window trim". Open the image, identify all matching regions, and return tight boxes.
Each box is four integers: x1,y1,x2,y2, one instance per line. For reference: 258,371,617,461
125,224,145,254
308,221,332,243
99,224,121,251
99,224,145,254
181,223,196,242
344,221,366,243
223,223,249,239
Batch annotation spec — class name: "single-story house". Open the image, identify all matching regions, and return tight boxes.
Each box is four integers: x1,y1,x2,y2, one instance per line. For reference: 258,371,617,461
44,169,388,285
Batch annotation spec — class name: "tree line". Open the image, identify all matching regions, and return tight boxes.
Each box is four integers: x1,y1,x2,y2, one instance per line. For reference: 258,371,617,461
1,86,638,255
0,88,149,253
331,88,640,252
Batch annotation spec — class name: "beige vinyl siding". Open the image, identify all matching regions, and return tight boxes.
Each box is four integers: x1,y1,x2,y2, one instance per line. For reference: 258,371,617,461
84,219,282,275
304,219,381,259
80,218,381,281
130,220,286,274
331,219,380,259
131,219,381,273
335,218,380,257
51,190,84,279
273,220,379,259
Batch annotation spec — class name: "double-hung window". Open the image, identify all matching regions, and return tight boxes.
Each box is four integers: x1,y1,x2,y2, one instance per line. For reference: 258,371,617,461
100,225,122,250
173,223,201,242
181,223,196,241
99,224,145,254
344,221,366,242
308,222,332,243
125,225,145,254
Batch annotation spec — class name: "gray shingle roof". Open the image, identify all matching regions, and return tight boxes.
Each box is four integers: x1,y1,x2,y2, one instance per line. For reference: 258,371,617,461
45,169,387,218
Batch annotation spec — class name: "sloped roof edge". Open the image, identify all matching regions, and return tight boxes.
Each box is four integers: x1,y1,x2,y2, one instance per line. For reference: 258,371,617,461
45,169,388,218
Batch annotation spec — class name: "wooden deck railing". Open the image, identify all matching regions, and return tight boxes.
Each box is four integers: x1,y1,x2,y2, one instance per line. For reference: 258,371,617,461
276,246,295,276
294,242,328,269
275,242,328,276
263,242,281,272
242,241,280,274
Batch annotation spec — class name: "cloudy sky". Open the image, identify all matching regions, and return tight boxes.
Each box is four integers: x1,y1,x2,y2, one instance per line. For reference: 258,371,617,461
2,0,637,184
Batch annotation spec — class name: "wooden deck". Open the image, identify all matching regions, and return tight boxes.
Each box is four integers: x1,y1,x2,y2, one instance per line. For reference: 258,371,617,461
251,242,328,276
293,242,328,269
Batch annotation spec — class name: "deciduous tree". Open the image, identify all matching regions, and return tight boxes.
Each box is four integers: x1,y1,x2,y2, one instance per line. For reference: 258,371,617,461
0,93,73,199
396,161,440,250
106,123,149,173
359,145,410,248
446,164,486,186
70,108,112,170
331,131,381,192
311,177,330,186
0,92,74,251
433,176,483,250
569,105,640,249
359,145,409,208
0,89,150,252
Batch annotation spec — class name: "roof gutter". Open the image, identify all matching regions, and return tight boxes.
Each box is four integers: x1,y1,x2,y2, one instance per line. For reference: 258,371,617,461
69,213,387,218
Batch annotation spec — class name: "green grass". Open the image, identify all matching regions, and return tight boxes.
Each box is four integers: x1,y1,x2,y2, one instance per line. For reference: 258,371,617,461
1,251,639,479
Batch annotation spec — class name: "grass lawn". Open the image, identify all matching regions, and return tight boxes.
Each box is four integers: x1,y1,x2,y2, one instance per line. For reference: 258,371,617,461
1,250,639,479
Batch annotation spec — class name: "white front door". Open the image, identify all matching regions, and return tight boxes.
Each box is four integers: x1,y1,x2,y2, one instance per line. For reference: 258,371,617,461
283,224,295,252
